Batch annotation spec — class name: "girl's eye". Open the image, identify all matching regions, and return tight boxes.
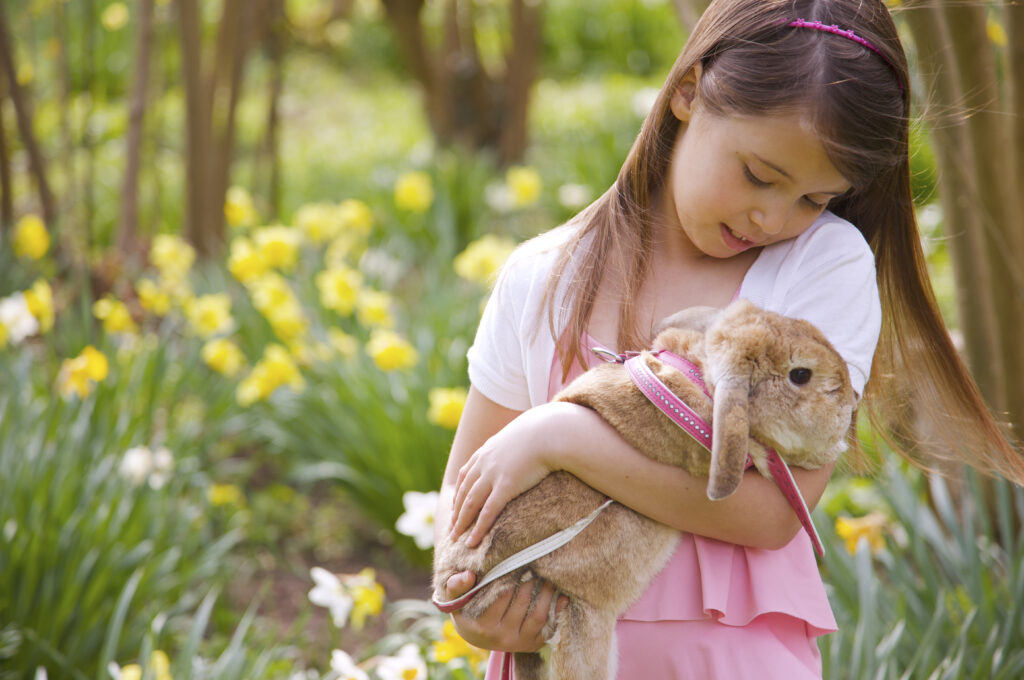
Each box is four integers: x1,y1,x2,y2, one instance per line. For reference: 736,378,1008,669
743,166,771,187
803,196,827,210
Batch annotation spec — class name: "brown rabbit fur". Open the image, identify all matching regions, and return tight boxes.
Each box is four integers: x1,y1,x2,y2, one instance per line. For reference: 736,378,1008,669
432,300,856,680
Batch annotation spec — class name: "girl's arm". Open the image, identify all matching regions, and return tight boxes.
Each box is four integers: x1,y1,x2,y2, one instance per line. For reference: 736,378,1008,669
434,387,567,652
452,400,833,551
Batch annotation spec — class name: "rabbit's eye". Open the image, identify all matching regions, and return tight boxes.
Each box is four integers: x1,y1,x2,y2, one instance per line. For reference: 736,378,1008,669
789,368,812,385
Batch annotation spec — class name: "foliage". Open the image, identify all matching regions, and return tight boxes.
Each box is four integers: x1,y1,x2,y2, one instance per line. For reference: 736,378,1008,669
0,334,248,678
819,461,1024,678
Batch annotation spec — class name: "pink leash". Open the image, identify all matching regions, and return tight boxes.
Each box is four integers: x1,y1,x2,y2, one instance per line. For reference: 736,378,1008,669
623,351,825,557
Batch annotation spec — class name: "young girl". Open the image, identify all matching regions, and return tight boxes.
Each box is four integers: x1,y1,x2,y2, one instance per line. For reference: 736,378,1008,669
433,0,1024,676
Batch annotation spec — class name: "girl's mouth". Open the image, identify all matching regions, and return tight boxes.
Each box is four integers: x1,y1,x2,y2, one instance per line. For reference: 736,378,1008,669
721,224,755,252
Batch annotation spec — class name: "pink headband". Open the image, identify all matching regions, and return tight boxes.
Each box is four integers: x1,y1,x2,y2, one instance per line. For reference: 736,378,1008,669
788,18,903,93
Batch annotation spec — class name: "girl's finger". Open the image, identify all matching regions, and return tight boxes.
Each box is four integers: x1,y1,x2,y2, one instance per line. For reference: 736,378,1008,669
445,570,476,599
465,487,505,547
451,461,478,524
451,479,490,540
520,580,555,642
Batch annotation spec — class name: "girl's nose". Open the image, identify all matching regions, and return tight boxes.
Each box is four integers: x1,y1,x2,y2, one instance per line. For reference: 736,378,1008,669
749,203,788,235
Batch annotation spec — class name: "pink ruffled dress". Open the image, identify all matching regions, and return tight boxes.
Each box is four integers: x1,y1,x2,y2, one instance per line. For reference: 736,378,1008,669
483,333,836,679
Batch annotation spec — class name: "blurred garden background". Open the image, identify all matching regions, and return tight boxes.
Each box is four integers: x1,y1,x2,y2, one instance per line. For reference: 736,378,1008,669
0,0,1022,678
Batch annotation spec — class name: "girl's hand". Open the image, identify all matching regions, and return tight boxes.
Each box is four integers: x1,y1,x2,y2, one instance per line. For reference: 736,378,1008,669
450,404,563,548
445,570,569,652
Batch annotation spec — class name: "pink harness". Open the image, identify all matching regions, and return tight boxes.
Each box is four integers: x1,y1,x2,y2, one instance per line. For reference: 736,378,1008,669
432,348,825,623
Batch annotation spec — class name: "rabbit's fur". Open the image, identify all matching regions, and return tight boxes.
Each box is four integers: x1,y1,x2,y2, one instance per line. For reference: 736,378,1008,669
432,300,856,679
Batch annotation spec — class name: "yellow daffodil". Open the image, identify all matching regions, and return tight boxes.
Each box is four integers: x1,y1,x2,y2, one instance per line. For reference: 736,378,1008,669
58,345,109,399
432,619,489,666
13,214,50,260
366,329,417,372
294,202,343,244
246,272,297,315
23,279,54,333
253,225,302,272
324,233,365,268
135,278,171,316
266,301,309,344
224,186,259,228
184,293,234,338
227,236,269,284
506,166,542,207
454,234,517,286
150,234,195,282
201,338,246,377
0,324,7,348
428,387,468,430
316,265,364,316
328,328,358,359
207,483,246,507
101,2,129,31
355,289,394,329
394,171,434,213
118,650,172,680
987,14,1007,46
337,199,373,235
93,296,139,335
236,344,305,406
346,568,385,630
835,512,888,554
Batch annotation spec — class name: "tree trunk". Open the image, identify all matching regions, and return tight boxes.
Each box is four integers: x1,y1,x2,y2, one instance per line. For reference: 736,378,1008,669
0,4,57,225
0,75,13,231
670,0,710,35
380,0,542,165
177,0,212,256
259,0,286,220
903,0,1024,440
176,0,262,258
117,0,156,258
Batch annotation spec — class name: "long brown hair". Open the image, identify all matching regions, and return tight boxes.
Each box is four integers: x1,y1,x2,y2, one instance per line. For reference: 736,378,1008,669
543,0,1023,481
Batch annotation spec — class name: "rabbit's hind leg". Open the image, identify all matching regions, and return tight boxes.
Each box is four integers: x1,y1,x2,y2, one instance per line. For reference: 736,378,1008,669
513,651,549,680
547,599,617,680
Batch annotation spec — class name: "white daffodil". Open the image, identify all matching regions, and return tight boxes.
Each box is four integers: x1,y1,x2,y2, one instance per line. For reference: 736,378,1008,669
119,446,154,486
330,649,369,680
395,490,439,550
0,293,39,345
118,446,174,489
376,643,427,680
148,447,174,489
308,566,353,628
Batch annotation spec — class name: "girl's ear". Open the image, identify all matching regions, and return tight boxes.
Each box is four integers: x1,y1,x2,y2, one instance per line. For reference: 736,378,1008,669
670,64,703,123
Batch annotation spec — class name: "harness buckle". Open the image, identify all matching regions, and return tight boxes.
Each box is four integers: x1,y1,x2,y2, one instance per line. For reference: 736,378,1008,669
590,347,625,364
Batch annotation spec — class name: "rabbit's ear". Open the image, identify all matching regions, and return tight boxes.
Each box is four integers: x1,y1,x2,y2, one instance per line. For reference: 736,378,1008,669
708,375,750,500
653,306,719,337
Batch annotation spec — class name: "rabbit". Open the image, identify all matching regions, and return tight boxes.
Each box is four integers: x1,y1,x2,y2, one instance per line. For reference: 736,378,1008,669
432,299,857,680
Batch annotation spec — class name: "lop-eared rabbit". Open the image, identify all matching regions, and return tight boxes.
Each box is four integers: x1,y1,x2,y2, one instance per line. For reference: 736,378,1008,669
433,300,857,680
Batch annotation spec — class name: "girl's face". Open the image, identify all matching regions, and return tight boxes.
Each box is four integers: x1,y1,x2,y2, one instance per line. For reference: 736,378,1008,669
663,89,851,259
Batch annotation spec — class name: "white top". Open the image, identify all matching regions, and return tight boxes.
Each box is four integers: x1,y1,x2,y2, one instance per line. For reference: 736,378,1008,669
468,210,882,410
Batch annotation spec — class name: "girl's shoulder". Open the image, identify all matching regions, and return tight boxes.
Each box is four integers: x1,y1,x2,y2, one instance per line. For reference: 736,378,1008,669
495,222,582,290
753,210,874,281
782,210,872,259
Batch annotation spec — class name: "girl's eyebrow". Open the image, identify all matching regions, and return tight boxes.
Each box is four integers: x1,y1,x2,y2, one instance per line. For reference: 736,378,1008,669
753,153,847,196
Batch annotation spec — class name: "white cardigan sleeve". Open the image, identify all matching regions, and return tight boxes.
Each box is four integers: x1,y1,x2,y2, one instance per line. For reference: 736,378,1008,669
466,227,570,411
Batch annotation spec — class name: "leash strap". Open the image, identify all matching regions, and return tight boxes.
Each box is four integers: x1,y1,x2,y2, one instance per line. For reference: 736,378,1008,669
624,352,825,558
625,354,712,453
764,449,825,556
432,498,615,613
